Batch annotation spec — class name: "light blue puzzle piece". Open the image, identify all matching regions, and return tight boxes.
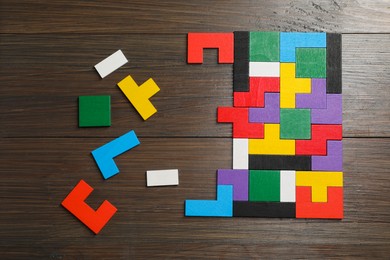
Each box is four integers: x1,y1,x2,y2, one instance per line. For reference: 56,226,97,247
185,185,233,217
91,130,140,179
280,32,326,62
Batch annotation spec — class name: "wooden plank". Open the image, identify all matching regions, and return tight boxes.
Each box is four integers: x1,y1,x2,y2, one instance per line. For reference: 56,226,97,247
0,137,389,258
0,34,389,137
0,0,389,34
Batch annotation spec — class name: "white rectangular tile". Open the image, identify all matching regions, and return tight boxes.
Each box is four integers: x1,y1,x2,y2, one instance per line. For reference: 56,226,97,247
146,169,179,187
249,62,280,77
280,170,296,202
94,50,128,78
233,138,248,169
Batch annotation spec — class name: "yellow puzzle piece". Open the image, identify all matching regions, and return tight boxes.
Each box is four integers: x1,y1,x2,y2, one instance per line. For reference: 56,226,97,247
249,124,295,155
118,75,160,120
280,63,311,108
296,171,343,202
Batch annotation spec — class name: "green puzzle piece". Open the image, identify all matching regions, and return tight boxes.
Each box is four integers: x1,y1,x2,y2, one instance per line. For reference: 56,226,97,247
296,48,326,78
249,170,280,202
280,108,311,139
250,32,280,62
79,95,111,127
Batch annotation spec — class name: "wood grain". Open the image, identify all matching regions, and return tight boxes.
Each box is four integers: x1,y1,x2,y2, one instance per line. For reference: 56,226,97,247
1,0,389,259
1,34,389,138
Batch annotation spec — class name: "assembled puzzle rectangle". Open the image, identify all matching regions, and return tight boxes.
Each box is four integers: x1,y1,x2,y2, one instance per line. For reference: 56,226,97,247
186,31,343,219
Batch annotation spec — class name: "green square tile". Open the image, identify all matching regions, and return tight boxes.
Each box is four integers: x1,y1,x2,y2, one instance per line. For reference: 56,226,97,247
250,32,280,62
280,108,311,139
296,48,326,78
249,170,280,202
79,95,111,127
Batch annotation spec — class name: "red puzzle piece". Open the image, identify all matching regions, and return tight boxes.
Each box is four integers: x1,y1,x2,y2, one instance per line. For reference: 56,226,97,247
296,124,342,155
61,180,117,234
187,32,234,64
296,186,343,219
217,107,264,138
234,77,280,107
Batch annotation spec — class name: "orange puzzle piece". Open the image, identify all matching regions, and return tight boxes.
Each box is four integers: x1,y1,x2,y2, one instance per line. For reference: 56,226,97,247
61,180,117,234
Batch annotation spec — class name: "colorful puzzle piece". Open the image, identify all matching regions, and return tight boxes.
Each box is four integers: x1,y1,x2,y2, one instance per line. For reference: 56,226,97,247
146,169,179,187
186,31,343,219
61,180,117,234
91,130,140,179
94,49,128,78
79,95,111,127
185,185,233,217
118,75,160,120
187,32,234,64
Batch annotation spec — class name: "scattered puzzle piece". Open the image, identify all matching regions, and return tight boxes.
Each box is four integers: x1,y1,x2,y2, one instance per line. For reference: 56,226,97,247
91,130,140,179
187,32,234,64
296,186,343,219
61,180,117,234
79,95,111,127
217,169,248,201
118,75,160,120
296,171,343,202
146,169,179,187
185,185,233,217
217,107,264,138
94,50,128,78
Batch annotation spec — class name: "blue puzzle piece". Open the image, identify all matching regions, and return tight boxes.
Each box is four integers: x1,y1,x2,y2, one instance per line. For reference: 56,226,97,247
280,32,326,62
185,185,233,217
91,130,140,179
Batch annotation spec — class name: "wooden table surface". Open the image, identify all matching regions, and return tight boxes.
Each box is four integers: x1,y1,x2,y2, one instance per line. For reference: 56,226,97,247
1,1,389,259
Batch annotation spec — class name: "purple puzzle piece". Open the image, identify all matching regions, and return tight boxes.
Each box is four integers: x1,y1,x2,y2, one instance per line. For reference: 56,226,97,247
296,78,327,109
249,93,280,123
217,169,248,201
311,94,342,124
312,140,343,171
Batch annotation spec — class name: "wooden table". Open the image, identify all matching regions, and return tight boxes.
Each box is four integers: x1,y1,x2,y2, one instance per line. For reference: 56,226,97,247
1,1,389,258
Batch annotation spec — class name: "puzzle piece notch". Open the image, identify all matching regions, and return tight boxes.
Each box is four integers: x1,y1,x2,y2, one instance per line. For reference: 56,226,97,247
61,180,117,234
217,107,264,138
118,75,160,120
91,130,140,179
280,32,326,62
296,186,343,219
234,77,280,108
187,32,234,64
280,63,311,108
249,124,295,155
296,78,327,109
78,95,111,127
217,169,248,201
296,171,343,202
296,124,342,155
312,140,343,171
249,93,280,123
185,185,233,217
